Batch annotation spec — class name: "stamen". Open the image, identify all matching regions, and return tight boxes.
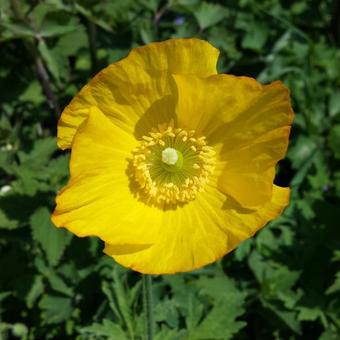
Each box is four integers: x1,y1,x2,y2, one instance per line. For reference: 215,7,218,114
130,126,215,205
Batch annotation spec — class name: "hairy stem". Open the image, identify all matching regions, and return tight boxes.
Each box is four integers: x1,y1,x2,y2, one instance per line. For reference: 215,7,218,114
142,275,154,340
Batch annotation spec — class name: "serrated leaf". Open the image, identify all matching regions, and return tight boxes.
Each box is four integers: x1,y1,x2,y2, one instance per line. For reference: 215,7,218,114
189,295,246,339
30,207,72,266
80,319,127,340
112,269,135,339
155,328,187,340
102,281,123,324
186,275,246,339
33,256,72,298
39,295,73,324
155,299,179,329
186,294,204,332
19,137,56,168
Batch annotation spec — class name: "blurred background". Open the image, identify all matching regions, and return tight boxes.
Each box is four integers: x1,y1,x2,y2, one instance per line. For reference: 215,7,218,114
0,0,340,339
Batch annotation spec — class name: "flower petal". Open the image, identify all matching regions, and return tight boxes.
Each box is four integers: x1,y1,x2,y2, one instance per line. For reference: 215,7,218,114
105,184,289,274
174,74,293,208
58,38,219,149
174,74,263,137
216,82,293,207
52,106,162,246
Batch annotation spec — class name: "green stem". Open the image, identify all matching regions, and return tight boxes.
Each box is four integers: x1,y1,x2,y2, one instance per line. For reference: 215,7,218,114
142,275,154,340
0,301,2,340
10,0,60,116
87,20,98,75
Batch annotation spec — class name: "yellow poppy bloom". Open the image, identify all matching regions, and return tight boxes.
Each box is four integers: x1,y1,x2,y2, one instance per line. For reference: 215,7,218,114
52,38,294,274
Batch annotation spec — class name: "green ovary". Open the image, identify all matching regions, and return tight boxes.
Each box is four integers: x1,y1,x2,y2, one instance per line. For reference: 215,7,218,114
148,144,199,187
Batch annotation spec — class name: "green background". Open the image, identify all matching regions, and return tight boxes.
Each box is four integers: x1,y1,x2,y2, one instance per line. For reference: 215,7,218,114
1,0,340,339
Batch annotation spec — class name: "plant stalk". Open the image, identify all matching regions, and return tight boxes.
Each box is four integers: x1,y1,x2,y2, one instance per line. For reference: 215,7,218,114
142,275,154,340
87,20,98,75
10,0,60,116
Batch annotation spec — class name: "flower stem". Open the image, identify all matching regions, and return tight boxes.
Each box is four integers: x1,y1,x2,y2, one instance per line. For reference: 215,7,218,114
142,275,154,340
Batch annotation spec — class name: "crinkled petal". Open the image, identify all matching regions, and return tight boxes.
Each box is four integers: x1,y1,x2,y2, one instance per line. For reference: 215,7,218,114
57,38,219,149
105,184,290,274
174,74,293,208
217,82,293,207
174,74,263,137
52,107,162,246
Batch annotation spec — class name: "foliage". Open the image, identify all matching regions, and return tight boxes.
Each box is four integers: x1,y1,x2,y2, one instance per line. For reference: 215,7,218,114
1,0,340,339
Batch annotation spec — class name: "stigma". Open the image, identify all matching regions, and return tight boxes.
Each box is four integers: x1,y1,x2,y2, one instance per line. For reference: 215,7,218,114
130,125,216,205
162,147,178,165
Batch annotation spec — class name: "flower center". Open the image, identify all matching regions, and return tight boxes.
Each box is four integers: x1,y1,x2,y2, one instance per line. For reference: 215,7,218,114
130,125,215,205
162,147,179,165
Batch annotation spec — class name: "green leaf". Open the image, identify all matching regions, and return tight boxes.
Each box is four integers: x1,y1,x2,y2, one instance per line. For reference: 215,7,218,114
189,295,246,339
26,275,44,308
328,125,340,159
19,80,44,104
234,239,253,261
39,20,79,38
0,292,11,302
329,90,340,118
80,319,127,340
326,271,340,295
155,299,179,329
55,30,88,56
192,2,228,30
30,207,72,266
298,307,324,321
0,208,19,229
111,269,135,339
102,281,123,324
39,295,73,324
74,3,113,32
264,301,301,334
186,294,204,332
139,0,160,13
155,328,186,340
188,275,246,339
37,40,61,82
288,135,317,169
241,22,269,51
0,21,35,42
18,137,56,168
319,328,340,340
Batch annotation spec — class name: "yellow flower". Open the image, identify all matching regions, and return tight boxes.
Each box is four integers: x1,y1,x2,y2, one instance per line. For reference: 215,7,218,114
52,38,294,274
